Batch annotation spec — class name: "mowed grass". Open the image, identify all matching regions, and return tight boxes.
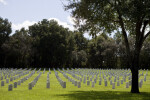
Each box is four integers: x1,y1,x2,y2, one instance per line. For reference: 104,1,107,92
0,70,150,100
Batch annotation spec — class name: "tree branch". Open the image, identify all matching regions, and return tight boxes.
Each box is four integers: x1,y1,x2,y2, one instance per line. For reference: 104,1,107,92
117,11,130,53
116,8,132,68
142,20,149,35
143,31,150,42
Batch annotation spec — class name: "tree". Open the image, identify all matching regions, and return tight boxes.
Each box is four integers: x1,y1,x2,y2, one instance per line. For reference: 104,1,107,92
2,28,32,68
0,17,11,67
74,31,88,51
65,0,150,93
29,19,71,68
113,32,129,68
140,36,150,69
87,34,117,68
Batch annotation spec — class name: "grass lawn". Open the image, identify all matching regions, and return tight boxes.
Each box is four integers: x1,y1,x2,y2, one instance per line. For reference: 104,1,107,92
0,69,150,100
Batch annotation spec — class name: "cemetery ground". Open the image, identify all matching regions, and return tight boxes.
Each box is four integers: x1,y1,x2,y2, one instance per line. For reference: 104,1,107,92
0,69,150,100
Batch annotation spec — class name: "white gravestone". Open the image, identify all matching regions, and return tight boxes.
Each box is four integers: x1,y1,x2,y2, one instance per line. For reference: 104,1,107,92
8,84,13,91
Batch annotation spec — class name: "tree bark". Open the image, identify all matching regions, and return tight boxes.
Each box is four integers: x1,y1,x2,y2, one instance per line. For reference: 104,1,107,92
131,55,140,93
131,42,141,93
131,67,139,93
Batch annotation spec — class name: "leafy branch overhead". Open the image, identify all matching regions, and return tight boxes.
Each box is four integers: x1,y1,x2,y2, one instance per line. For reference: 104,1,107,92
65,0,150,40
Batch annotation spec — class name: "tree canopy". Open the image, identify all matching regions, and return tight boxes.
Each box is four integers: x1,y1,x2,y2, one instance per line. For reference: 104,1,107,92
65,0,150,93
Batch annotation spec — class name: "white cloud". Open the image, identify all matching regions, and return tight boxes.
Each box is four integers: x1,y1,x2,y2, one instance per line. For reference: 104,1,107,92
0,0,7,5
12,17,75,33
11,17,92,39
48,17,75,31
67,16,76,25
12,20,37,31
67,16,92,39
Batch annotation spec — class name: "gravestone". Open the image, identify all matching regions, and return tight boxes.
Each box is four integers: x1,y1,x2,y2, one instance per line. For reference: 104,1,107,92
123,77,126,82
47,81,50,88
87,76,89,80
94,78,97,83
14,82,17,88
144,75,146,82
128,76,131,80
129,80,131,86
112,82,115,89
6,79,9,83
139,81,142,88
92,81,95,87
62,82,66,88
99,80,101,85
78,82,81,88
28,82,32,90
18,80,21,85
1,76,3,80
83,77,86,83
140,79,143,85
1,81,4,86
110,80,112,85
8,84,13,91
114,78,116,82
87,81,90,86
117,76,119,80
104,80,107,86
21,79,23,83
90,78,92,81
126,82,129,88
109,77,111,81
75,81,77,86
117,81,120,86
80,78,82,82
121,80,123,84
10,77,13,81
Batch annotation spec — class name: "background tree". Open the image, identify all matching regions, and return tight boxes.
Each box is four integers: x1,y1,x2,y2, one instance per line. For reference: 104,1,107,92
0,17,11,67
2,28,31,68
29,19,72,68
140,36,150,69
70,31,88,68
65,0,150,93
87,34,117,68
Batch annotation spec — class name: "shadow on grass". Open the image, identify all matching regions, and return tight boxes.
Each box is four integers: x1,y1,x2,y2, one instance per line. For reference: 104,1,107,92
57,91,150,100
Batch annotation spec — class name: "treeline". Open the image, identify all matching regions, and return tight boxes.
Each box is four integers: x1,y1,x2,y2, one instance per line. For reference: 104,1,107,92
0,17,150,69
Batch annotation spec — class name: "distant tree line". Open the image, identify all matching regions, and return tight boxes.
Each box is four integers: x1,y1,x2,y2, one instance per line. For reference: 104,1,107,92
0,17,150,69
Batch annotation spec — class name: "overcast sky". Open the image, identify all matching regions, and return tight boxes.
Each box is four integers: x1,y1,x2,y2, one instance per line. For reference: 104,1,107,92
0,0,91,38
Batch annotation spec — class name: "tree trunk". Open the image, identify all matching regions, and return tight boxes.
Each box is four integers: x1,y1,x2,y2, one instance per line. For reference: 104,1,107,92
131,67,139,93
131,48,140,93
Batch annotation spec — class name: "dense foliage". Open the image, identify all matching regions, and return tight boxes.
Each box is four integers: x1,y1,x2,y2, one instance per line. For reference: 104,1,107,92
0,17,150,70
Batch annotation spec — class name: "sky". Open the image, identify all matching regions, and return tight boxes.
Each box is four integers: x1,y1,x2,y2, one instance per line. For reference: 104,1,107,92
0,0,91,38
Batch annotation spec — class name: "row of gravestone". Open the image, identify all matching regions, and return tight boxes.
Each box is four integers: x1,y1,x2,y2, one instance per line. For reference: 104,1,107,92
64,69,117,88
64,68,148,89
7,68,50,91
1,68,148,91
54,69,66,88
0,69,29,81
68,68,147,83
8,70,36,91
37,68,51,74
28,72,42,90
46,72,50,88
1,69,31,86
69,69,131,79
58,68,81,88
1,68,29,75
1,70,30,88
